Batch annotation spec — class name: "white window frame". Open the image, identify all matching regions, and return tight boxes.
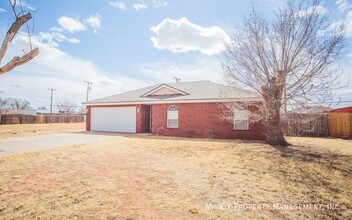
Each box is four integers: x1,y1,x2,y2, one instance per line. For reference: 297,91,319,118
233,109,249,130
167,105,179,128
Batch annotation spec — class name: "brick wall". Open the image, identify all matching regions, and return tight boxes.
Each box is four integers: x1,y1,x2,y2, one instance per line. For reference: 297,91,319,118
151,103,265,140
86,102,265,140
86,107,91,131
138,105,151,133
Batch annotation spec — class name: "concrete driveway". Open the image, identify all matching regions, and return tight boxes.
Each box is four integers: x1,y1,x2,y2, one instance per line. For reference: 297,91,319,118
0,132,118,157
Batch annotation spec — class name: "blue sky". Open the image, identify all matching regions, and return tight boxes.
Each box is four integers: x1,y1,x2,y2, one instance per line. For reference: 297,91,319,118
0,0,351,111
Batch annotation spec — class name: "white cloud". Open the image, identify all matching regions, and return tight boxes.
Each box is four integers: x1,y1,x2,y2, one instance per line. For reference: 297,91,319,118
0,8,6,13
95,77,122,86
140,57,223,83
150,17,231,55
152,0,168,8
39,32,80,47
50,27,64,32
318,20,344,37
133,2,148,11
296,5,328,17
344,11,352,36
15,0,35,11
0,32,147,110
109,0,166,11
58,16,86,33
85,15,102,33
41,15,102,46
336,0,352,12
109,1,127,10
325,11,352,37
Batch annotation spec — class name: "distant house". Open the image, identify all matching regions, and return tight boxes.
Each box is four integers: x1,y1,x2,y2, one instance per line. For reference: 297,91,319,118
1,108,36,116
329,106,352,113
84,81,265,140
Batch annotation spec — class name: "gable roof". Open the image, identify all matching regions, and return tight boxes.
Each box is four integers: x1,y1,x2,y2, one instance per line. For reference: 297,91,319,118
85,81,261,105
141,84,189,96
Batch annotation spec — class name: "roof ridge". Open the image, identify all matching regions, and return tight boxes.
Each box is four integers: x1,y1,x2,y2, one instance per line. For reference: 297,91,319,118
164,80,210,84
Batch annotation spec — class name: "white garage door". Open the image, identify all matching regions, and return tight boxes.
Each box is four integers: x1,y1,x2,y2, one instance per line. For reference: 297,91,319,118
91,107,136,133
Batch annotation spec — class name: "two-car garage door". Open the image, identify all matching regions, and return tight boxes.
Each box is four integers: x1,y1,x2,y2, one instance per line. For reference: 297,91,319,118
90,107,136,133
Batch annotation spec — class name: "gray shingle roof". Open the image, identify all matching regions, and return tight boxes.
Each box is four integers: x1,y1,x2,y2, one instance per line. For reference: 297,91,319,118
85,81,260,105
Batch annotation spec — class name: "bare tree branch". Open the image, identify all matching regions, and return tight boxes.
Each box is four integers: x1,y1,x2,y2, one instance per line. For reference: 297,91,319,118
0,47,39,74
0,2,39,75
56,100,77,115
5,98,30,110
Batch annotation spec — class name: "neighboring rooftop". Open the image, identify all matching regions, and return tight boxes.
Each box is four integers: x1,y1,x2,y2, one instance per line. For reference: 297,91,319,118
289,105,332,114
85,81,260,105
329,106,352,113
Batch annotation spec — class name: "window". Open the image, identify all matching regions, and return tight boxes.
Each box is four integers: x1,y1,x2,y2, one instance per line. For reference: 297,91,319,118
233,110,249,130
167,105,179,128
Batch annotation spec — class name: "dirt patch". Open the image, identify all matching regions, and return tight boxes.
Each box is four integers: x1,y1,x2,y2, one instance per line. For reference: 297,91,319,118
0,136,351,219
0,123,85,139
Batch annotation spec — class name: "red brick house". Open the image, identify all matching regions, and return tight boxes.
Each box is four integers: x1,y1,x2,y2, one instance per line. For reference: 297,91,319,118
84,81,265,140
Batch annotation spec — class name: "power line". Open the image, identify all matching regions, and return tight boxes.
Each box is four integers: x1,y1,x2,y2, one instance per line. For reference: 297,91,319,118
48,88,56,114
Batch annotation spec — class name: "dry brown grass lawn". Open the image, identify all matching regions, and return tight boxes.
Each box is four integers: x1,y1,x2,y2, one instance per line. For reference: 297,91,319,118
0,135,351,219
0,123,85,138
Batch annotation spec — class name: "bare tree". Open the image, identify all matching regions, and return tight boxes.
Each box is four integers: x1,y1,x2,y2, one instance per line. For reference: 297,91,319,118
6,98,30,109
56,100,77,114
78,106,86,114
0,0,39,75
0,98,7,113
222,0,347,146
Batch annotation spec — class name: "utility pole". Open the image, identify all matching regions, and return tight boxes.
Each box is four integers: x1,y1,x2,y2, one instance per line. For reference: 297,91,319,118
48,88,56,114
84,81,93,102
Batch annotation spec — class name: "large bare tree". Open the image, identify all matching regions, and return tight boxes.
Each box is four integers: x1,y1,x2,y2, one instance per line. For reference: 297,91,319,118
0,0,39,75
6,97,30,109
56,100,77,114
222,0,347,146
0,98,7,113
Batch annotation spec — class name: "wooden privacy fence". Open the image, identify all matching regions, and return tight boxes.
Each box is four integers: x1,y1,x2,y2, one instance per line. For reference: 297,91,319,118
0,114,84,124
283,112,352,139
329,113,352,138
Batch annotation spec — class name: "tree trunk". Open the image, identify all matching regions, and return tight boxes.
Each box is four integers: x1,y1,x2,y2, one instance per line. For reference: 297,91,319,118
262,76,289,146
265,103,289,146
